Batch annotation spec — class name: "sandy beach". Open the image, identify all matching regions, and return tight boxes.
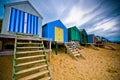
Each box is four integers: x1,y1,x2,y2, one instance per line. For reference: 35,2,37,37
0,43,120,80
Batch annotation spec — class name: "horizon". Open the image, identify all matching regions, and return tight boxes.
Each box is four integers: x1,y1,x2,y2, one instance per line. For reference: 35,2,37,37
0,0,120,42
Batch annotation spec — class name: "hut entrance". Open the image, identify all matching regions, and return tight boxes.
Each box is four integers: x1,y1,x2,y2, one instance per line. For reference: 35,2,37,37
54,27,63,42
81,34,84,43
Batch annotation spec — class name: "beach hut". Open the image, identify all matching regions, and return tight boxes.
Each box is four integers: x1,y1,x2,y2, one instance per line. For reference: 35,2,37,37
68,26,80,41
79,29,88,44
101,37,109,42
42,20,68,42
96,36,102,42
1,1,43,37
88,34,96,44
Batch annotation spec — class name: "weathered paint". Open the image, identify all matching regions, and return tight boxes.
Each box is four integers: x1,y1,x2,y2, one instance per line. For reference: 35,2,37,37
1,1,43,37
42,20,68,42
68,26,80,41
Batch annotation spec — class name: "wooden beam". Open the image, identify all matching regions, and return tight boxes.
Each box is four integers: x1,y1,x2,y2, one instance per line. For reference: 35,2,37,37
55,43,58,55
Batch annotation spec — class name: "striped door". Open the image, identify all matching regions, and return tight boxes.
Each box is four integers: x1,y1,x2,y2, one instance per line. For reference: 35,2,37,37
54,27,63,42
9,8,39,35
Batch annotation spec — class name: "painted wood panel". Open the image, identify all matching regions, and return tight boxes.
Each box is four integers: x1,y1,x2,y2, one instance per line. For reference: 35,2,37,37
54,27,63,42
9,8,39,35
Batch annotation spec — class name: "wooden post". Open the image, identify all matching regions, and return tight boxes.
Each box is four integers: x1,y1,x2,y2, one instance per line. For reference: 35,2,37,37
0,40,2,51
12,36,17,80
49,39,51,61
55,43,58,55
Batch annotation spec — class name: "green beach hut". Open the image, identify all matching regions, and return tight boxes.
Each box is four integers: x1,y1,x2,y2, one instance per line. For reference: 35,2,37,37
79,29,88,44
68,26,80,41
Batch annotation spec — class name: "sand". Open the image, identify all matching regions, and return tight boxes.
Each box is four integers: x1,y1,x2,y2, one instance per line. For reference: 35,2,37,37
0,43,120,80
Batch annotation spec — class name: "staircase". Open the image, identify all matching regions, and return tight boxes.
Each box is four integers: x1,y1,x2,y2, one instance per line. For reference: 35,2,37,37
12,36,52,80
64,42,84,61
90,44,98,50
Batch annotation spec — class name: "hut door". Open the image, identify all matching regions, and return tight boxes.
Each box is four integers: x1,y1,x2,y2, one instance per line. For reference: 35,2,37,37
9,8,39,35
54,27,63,42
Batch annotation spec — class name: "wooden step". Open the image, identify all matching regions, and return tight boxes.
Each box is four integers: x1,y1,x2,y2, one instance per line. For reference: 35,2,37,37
18,70,49,80
69,48,74,50
17,38,42,41
73,52,79,54
75,48,79,51
15,60,46,67
16,49,51,54
15,65,48,75
16,47,43,49
74,53,80,56
16,50,44,54
71,49,78,52
16,55,45,60
39,77,51,80
17,43,42,45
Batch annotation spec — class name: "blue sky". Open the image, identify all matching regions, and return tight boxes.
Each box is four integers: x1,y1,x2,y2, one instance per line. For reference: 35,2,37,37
0,0,120,41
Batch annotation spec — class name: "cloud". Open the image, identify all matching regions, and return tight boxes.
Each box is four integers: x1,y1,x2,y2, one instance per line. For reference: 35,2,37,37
96,20,117,31
62,6,84,27
0,0,120,41
87,18,117,33
18,0,120,41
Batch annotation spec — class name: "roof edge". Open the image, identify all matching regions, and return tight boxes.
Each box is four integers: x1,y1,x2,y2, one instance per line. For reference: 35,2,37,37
4,1,43,19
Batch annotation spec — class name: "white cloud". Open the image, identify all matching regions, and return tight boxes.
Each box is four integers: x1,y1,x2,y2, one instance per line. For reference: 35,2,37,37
63,6,84,27
61,1,105,27
87,18,117,34
95,19,116,31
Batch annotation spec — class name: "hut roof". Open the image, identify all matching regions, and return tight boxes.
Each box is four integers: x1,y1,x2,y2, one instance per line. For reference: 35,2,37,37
79,29,87,35
68,26,77,29
4,1,43,19
43,20,66,28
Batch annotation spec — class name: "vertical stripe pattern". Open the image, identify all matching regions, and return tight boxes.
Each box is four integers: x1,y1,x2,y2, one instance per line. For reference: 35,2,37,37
26,13,39,35
9,8,39,35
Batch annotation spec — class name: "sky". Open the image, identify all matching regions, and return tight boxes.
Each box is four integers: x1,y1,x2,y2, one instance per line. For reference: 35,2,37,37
0,0,120,42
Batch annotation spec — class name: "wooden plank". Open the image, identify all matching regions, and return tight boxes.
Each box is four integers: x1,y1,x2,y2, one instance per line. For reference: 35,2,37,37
12,35,17,80
16,55,45,60
16,47,43,49
16,49,51,54
15,60,46,67
0,34,51,41
73,52,78,54
15,65,48,75
64,43,78,61
17,38,40,41
18,70,49,80
17,43,42,45
0,34,16,39
74,53,80,56
16,50,43,54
